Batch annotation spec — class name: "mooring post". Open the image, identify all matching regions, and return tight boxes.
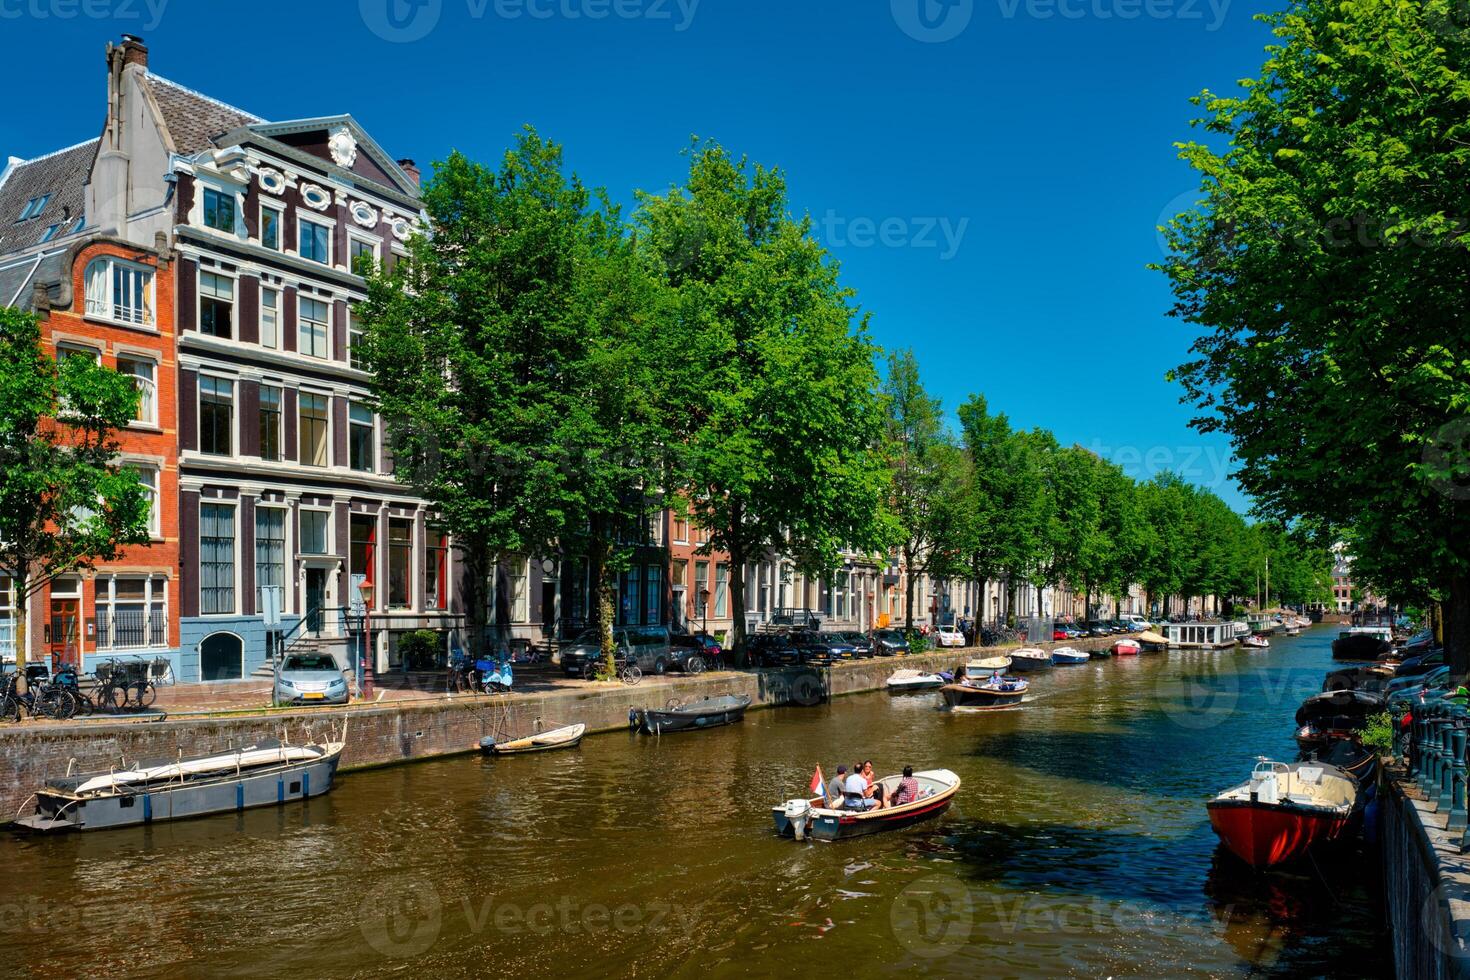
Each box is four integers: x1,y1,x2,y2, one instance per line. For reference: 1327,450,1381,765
1448,708,1468,836
1440,708,1457,813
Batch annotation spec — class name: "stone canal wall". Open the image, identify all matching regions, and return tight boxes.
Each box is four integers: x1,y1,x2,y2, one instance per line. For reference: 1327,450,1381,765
0,638,1118,818
1383,771,1470,979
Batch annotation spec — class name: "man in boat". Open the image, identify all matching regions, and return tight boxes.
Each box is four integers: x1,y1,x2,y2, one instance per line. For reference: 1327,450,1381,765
843,765,882,811
893,767,919,806
826,765,849,806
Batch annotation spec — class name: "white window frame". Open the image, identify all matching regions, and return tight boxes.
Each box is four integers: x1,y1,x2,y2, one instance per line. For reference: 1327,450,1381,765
254,504,290,616
198,269,236,339
347,310,366,370
260,285,281,350
260,202,284,251
348,401,375,473
298,506,333,556
298,296,331,359
298,391,332,468
198,500,239,617
258,383,283,462
117,354,158,427
128,463,161,538
0,574,14,663
198,373,236,457
299,217,333,265
347,233,380,271
201,185,240,235
95,574,169,651
387,517,414,610
84,256,156,328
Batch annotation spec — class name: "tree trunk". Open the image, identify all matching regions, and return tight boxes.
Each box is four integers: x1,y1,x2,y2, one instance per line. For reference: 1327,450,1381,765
903,545,915,631
14,574,27,696
729,536,747,666
461,545,490,661
1005,579,1016,627
1448,574,1470,680
589,528,617,678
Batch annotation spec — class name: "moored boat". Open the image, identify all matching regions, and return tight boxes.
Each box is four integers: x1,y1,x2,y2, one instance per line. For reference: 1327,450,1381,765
1332,626,1393,661
480,723,586,756
886,669,947,692
1008,648,1053,672
634,694,751,734
1240,634,1270,649
941,675,1028,709
1051,646,1089,665
13,733,345,833
1293,690,1385,754
1113,638,1141,656
964,656,1012,678
1206,759,1359,869
773,769,961,841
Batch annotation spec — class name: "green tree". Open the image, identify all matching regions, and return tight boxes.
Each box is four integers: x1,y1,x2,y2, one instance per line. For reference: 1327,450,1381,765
358,133,597,657
637,141,892,652
1158,0,1470,669
0,307,148,691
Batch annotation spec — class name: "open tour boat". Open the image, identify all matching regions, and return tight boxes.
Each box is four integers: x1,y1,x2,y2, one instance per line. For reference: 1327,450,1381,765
1008,648,1053,672
941,675,1028,709
886,669,947,692
1206,759,1359,869
773,769,961,841
13,730,345,833
1240,634,1270,650
1051,647,1090,665
964,656,1012,678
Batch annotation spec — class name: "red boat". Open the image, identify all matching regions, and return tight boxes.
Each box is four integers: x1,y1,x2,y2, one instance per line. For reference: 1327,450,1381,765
1113,639,1141,656
1206,760,1357,869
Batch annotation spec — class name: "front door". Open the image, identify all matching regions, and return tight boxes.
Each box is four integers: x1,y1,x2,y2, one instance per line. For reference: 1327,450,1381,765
305,569,327,635
541,581,558,637
48,599,79,669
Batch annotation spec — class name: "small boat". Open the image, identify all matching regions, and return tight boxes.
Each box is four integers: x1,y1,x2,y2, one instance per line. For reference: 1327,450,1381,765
1240,634,1270,650
1321,665,1392,695
634,694,751,734
1089,645,1114,658
13,733,345,833
1113,639,1141,656
941,674,1028,709
887,669,947,692
479,723,585,756
1008,648,1053,672
773,768,961,841
964,656,1012,678
1136,630,1170,651
1293,690,1385,754
1207,758,1360,868
1332,627,1393,661
1051,647,1089,665
1284,626,1302,637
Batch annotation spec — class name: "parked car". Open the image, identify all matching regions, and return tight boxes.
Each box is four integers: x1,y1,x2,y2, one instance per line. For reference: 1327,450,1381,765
935,625,966,648
561,626,674,677
872,629,910,656
1084,621,1114,637
1052,627,1070,641
274,653,349,706
798,632,859,663
670,634,719,672
1122,614,1151,630
747,633,806,668
840,631,876,657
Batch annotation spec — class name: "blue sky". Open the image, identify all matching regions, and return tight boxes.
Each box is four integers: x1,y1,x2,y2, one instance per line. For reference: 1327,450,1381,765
0,0,1275,509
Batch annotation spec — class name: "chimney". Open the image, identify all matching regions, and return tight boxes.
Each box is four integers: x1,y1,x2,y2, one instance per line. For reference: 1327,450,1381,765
31,280,50,315
120,34,148,69
397,159,420,190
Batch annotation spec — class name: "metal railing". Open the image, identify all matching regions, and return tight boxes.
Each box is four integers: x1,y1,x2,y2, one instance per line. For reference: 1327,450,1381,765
94,606,169,650
1407,701,1470,845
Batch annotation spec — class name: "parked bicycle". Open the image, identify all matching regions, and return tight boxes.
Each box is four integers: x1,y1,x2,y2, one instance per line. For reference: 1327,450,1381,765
52,663,94,716
0,669,76,721
95,659,156,712
581,656,641,685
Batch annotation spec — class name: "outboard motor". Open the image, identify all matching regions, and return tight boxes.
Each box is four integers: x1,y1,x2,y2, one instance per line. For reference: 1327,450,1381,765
784,799,812,841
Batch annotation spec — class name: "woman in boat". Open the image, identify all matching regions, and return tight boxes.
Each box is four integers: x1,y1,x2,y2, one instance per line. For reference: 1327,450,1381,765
893,766,919,806
862,761,888,808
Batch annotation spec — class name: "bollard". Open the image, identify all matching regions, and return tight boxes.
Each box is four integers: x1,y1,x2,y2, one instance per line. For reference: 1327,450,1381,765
1417,705,1434,794
1450,710,1469,836
1441,710,1457,813
1424,705,1444,797
1410,707,1424,778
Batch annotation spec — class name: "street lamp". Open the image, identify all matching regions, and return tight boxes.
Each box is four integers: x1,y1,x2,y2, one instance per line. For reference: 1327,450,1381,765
358,580,376,700
700,588,711,638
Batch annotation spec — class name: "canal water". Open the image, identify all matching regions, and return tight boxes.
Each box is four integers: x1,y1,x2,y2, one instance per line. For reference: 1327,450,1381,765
7,629,1390,978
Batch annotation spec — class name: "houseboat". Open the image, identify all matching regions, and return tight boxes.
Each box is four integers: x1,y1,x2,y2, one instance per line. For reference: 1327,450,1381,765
1164,622,1240,650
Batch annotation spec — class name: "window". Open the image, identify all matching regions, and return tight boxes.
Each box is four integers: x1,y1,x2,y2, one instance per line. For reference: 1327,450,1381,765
348,313,366,370
130,465,160,538
298,297,329,358
300,219,330,264
0,576,12,660
95,576,167,650
261,205,281,250
349,237,377,272
258,385,281,462
200,503,236,615
509,559,529,622
16,194,50,221
117,356,156,426
349,403,374,472
38,224,59,243
199,272,234,338
84,257,154,326
425,534,448,610
203,188,236,233
694,561,709,617
644,565,661,625
388,519,412,608
260,287,280,349
673,515,689,544
350,515,376,600
300,509,330,555
621,567,639,624
199,376,233,456
255,507,287,614
299,393,329,467
715,563,729,618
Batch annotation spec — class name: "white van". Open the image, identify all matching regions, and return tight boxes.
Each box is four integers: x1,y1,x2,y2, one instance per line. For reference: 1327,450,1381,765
1122,614,1150,631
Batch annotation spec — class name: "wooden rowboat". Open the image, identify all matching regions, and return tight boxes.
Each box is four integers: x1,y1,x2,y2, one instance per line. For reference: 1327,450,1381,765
479,723,586,756
772,769,961,841
635,694,751,734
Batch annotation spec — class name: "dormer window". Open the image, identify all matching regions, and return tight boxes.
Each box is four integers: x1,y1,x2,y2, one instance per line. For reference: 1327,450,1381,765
202,188,236,233
84,256,155,327
16,194,50,221
38,224,60,243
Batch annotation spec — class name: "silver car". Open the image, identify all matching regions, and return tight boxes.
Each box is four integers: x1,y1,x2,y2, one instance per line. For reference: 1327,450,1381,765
274,653,350,706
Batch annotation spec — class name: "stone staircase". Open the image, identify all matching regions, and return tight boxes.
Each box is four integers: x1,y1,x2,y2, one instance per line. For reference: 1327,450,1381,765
250,634,353,678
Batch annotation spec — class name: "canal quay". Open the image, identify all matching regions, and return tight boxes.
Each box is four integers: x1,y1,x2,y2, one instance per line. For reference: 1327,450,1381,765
3,630,1397,979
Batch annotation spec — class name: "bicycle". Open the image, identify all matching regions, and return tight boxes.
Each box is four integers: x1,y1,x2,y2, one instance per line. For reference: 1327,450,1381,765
581,656,641,685
446,658,481,695
1,671,76,721
95,659,156,713
53,663,95,716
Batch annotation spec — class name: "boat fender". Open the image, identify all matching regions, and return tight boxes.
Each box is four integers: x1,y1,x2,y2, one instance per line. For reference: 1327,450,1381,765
785,799,812,841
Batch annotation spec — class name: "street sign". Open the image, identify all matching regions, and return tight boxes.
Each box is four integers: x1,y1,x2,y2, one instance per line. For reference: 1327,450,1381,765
261,586,283,628
349,573,368,617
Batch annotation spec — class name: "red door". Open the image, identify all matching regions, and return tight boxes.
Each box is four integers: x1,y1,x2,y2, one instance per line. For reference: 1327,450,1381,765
49,599,80,669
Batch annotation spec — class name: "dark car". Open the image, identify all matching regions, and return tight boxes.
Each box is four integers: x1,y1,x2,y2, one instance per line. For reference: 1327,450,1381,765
872,629,910,656
798,632,858,663
745,633,804,668
840,631,876,657
1084,621,1113,637
670,632,722,672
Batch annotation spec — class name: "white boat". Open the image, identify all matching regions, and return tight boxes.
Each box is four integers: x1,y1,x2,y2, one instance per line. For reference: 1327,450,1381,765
887,669,946,692
480,723,586,756
1051,647,1089,665
1240,634,1270,649
964,656,1012,679
1008,648,1053,671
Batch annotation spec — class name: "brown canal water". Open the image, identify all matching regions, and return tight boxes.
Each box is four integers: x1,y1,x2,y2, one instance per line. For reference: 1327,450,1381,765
6,629,1389,978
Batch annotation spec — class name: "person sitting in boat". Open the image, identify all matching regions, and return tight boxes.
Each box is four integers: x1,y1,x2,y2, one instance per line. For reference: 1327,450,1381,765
843,766,881,811
892,766,919,806
826,765,849,806
862,760,888,808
